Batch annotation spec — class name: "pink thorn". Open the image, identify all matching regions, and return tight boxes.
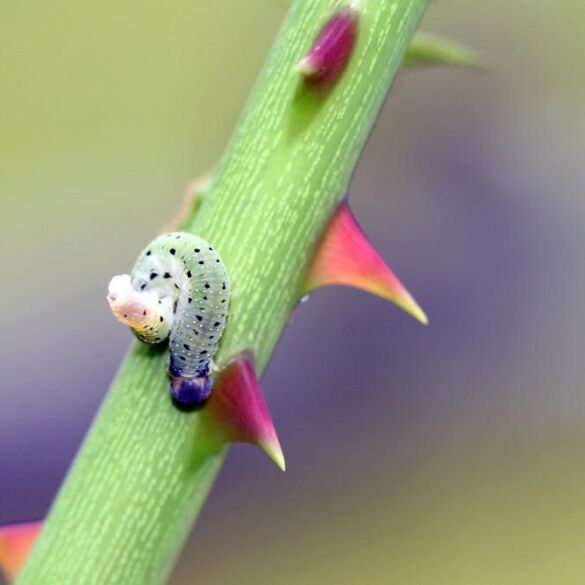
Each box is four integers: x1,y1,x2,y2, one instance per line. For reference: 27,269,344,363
204,353,285,471
0,521,42,581
304,203,428,324
295,6,358,90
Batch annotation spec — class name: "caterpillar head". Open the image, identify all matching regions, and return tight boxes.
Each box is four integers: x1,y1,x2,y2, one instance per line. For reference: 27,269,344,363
107,274,173,343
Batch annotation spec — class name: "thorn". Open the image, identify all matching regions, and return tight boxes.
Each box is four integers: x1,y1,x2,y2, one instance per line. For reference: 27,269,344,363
203,352,285,471
160,172,214,233
294,6,358,90
403,32,485,70
0,521,42,582
294,56,319,77
303,203,428,325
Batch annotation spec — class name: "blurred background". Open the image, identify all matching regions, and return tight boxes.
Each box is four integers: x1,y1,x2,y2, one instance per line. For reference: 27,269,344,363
1,0,585,583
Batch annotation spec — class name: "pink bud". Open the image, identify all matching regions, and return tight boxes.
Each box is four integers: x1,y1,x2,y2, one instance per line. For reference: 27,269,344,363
296,6,358,90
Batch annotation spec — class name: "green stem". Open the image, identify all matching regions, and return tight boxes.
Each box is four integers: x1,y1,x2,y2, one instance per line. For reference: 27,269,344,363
17,0,427,583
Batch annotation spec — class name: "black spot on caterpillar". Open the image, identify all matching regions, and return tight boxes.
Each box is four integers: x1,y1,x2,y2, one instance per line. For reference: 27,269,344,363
107,232,231,406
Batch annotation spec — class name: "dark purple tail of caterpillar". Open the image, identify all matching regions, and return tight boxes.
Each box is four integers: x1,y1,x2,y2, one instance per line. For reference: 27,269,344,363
170,375,212,406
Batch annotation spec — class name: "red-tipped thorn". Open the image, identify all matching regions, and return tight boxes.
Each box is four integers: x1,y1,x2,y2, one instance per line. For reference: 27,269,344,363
294,6,358,90
303,203,428,325
0,521,42,582
204,353,285,471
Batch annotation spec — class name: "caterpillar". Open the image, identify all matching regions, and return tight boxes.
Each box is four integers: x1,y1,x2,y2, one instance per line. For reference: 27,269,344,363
107,232,230,406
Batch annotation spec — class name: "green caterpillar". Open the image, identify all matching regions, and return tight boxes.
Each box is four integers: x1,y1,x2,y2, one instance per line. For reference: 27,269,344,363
107,232,230,405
